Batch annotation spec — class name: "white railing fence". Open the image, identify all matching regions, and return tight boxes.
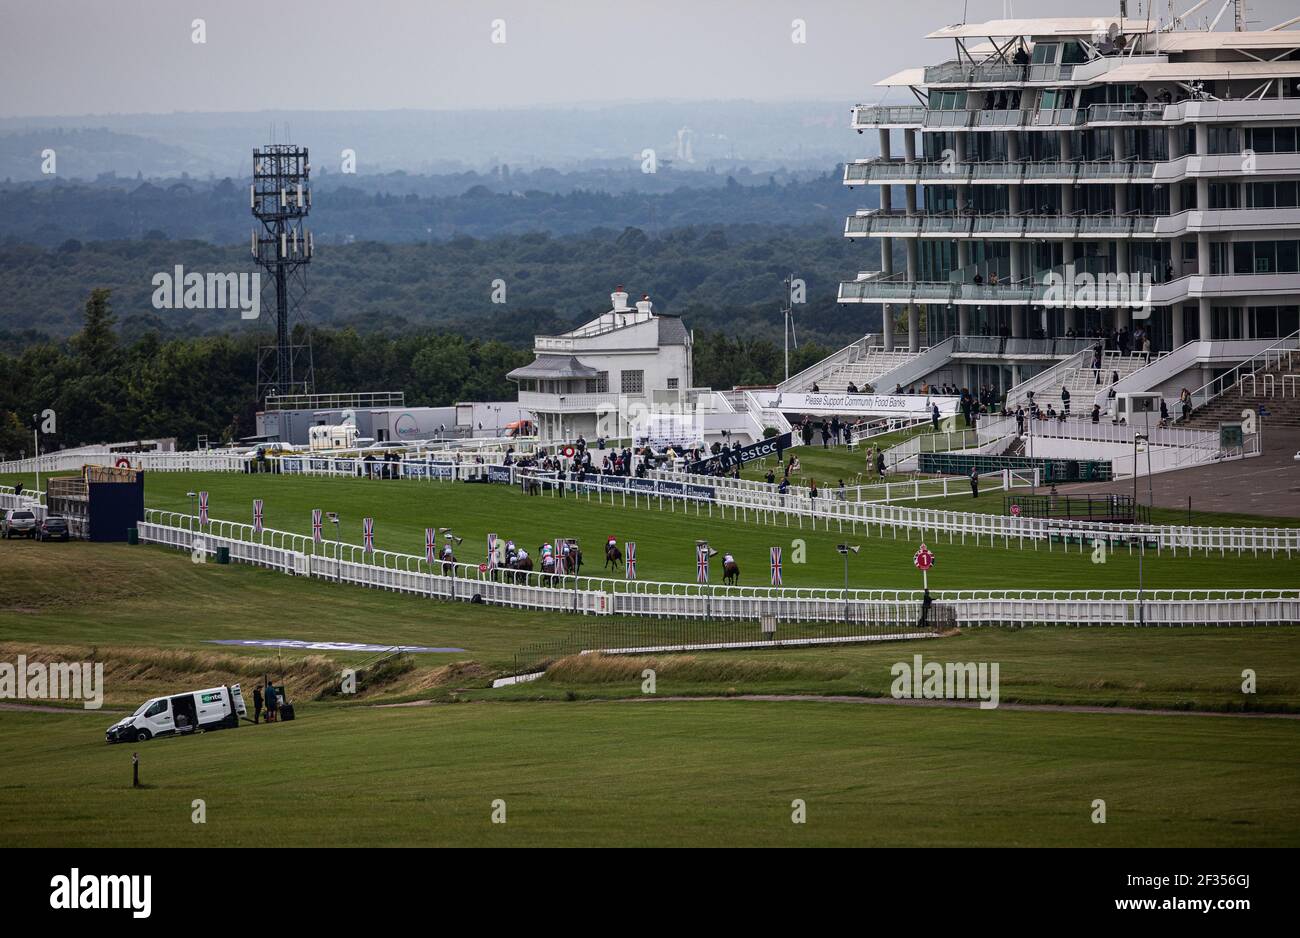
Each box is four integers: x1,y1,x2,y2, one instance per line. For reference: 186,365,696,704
136,512,1300,627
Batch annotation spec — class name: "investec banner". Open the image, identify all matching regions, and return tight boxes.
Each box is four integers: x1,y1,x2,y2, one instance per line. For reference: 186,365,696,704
686,432,793,474
755,392,960,417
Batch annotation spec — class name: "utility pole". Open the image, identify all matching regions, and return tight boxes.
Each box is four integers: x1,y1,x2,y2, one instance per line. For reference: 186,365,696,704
781,273,796,382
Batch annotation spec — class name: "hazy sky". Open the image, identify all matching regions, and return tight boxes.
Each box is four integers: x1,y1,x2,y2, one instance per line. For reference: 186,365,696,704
2,0,1297,118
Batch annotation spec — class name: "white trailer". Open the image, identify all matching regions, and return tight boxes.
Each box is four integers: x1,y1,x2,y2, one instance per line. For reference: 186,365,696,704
105,684,248,743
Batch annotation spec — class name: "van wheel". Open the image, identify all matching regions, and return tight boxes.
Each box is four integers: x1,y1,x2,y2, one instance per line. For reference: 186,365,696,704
135,729,151,742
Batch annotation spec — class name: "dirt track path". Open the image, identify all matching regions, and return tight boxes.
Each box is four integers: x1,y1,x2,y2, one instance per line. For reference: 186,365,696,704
622,694,1300,719
0,702,125,714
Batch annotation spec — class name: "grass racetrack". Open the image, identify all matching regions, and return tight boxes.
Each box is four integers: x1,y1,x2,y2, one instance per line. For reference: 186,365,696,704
4,468,1294,592
2,700,1297,847
2,467,1298,847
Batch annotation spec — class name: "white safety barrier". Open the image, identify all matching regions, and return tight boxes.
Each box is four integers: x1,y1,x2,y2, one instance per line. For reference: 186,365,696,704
137,512,1300,626
510,468,1300,557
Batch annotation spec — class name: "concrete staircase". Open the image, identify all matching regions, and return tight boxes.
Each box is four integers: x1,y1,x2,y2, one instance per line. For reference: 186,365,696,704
1181,364,1300,430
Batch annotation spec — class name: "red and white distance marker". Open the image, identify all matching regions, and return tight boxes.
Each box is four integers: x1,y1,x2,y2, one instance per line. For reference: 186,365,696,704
913,543,936,589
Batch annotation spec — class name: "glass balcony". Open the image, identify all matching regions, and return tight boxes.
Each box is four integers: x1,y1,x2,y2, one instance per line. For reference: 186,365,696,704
843,160,919,183
851,105,925,127
1087,103,1168,124
848,212,1163,239
922,62,1077,85
1076,160,1157,180
838,278,955,303
923,109,975,129
1028,108,1086,128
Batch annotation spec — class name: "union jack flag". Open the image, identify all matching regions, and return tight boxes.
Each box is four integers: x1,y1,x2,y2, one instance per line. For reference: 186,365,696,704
426,527,436,564
770,546,783,586
312,508,323,543
198,491,209,526
252,499,263,533
625,541,637,580
363,517,374,553
487,533,498,570
696,546,709,584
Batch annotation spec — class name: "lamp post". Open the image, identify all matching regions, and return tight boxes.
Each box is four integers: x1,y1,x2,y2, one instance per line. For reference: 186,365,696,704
327,512,341,583
1132,433,1148,626
836,544,860,621
31,414,41,504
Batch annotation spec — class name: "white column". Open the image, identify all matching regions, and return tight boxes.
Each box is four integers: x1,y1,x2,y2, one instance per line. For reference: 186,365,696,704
958,306,971,336
882,303,895,351
1198,297,1212,340
907,305,920,352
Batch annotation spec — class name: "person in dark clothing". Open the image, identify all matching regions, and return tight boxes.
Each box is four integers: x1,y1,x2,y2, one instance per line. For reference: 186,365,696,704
919,588,933,629
969,467,980,498
931,403,940,432
820,424,831,448
1061,386,1071,417
843,424,853,446
764,467,776,485
264,682,278,723
876,450,887,476
252,685,263,725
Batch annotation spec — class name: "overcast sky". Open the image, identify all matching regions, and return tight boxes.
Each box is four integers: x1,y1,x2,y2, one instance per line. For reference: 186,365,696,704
2,0,1296,118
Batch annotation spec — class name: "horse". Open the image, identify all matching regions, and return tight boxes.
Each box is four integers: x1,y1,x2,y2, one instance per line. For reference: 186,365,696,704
722,559,740,586
604,542,623,570
440,550,456,576
509,554,533,583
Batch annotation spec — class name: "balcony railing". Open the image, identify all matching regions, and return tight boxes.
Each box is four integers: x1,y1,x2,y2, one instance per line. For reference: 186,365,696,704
924,61,1078,85
1087,103,1169,124
847,211,1161,239
851,105,925,127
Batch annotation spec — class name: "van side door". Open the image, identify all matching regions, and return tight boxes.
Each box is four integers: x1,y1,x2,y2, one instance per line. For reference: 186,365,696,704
143,698,173,736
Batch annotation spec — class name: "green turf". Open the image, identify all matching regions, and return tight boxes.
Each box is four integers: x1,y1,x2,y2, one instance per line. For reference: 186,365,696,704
0,539,574,671
889,490,1300,529
2,700,1295,847
5,469,1290,592
4,539,1298,712
737,429,923,485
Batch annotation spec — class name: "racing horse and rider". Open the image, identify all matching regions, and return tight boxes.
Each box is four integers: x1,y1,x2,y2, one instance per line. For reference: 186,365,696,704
603,535,623,570
721,551,740,585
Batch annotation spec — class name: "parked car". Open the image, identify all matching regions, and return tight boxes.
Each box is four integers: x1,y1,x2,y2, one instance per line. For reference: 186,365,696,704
36,516,70,541
2,509,38,539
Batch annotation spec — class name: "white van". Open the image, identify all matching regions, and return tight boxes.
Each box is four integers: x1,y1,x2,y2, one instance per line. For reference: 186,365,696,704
106,684,248,744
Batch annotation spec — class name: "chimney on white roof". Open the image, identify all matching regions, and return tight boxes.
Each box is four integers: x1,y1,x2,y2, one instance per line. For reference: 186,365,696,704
611,286,629,311
636,293,653,315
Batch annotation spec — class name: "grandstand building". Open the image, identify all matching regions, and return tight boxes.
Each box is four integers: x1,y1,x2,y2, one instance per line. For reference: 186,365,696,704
830,11,1300,404
508,288,695,441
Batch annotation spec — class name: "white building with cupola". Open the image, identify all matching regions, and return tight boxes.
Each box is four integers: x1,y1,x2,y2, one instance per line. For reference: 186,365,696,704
507,288,696,442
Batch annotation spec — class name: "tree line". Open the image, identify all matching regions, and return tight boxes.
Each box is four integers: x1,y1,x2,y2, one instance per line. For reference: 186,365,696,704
0,290,832,457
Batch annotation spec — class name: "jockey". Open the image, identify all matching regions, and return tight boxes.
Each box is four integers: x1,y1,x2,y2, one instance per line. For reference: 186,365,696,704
723,552,735,566
516,546,529,561
440,543,454,560
606,535,617,551
505,538,516,561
